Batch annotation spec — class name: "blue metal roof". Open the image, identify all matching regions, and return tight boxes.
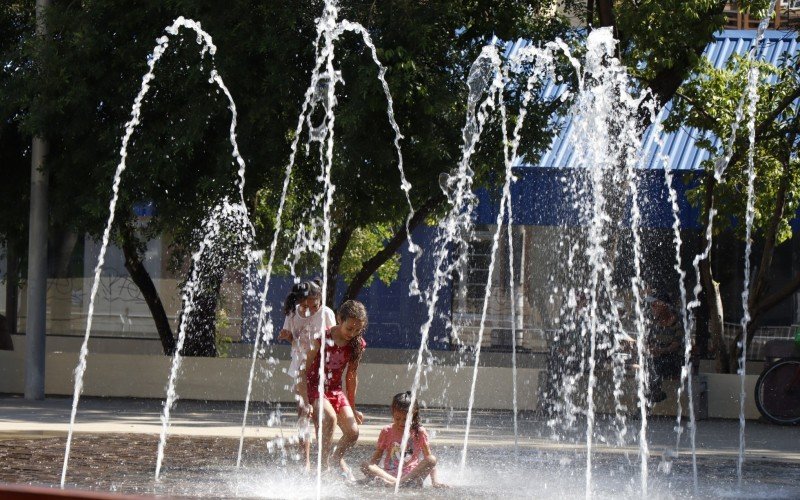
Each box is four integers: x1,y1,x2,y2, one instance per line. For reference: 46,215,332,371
514,29,799,171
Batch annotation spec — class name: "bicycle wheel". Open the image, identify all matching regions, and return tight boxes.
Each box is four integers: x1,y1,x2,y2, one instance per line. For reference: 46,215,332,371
754,359,800,425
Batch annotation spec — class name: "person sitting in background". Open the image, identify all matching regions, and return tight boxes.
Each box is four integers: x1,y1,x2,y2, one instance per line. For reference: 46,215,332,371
645,291,684,404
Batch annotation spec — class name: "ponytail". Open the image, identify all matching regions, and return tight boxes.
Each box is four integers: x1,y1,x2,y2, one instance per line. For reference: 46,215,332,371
392,391,420,432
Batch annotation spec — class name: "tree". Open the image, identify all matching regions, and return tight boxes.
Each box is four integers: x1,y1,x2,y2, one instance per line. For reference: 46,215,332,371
0,2,33,349
4,1,328,355
3,1,570,355
562,1,736,111
558,1,797,373
254,0,574,306
666,50,800,372
5,1,756,357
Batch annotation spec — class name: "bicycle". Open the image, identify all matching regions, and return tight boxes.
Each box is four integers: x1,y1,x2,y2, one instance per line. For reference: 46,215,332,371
754,339,800,425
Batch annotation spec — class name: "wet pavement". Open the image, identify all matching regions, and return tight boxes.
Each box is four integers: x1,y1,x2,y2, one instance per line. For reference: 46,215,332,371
1,395,799,498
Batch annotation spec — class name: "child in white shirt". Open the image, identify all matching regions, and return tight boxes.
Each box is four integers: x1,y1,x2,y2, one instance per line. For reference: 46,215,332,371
278,279,336,470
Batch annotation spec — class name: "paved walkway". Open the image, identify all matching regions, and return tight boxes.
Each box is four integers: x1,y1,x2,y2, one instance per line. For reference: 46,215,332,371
3,395,800,499
2,395,799,462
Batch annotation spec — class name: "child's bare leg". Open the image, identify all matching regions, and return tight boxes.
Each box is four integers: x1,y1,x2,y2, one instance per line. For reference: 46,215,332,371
297,430,310,471
359,463,397,486
296,392,311,471
332,406,359,473
398,455,438,486
313,399,337,469
302,436,311,471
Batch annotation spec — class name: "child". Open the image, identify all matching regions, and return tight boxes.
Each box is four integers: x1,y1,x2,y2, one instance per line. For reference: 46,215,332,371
298,299,367,478
277,279,336,470
361,391,443,488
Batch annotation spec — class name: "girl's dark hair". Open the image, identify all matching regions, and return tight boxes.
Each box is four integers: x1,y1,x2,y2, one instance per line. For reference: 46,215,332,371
283,279,322,316
392,391,420,432
338,300,367,363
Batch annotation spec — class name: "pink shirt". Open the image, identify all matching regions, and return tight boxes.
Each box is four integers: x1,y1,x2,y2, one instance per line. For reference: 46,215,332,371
377,424,429,475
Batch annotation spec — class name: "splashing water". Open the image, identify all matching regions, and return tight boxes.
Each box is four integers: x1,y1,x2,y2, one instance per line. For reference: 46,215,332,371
737,3,778,486
230,1,420,495
641,97,698,492
394,45,502,492
460,41,560,469
679,2,776,489
61,17,258,487
155,200,256,480
56,2,784,495
737,46,764,490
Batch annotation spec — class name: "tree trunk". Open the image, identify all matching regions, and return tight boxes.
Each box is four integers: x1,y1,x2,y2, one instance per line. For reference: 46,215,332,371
178,258,221,357
120,224,177,355
324,224,355,308
343,193,445,302
699,172,729,372
739,144,791,361
639,3,728,125
596,0,615,29
703,269,728,373
0,315,9,350
750,164,789,319
50,229,77,277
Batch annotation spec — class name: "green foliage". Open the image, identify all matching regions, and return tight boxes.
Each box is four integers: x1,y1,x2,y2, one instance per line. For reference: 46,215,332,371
249,1,573,285
561,1,770,107
0,1,33,258
667,51,800,243
615,1,724,82
2,1,571,293
3,0,325,265
339,224,401,287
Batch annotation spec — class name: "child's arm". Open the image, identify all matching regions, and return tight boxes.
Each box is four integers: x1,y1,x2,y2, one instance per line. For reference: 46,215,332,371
345,362,362,424
368,445,384,466
421,437,445,487
278,316,293,342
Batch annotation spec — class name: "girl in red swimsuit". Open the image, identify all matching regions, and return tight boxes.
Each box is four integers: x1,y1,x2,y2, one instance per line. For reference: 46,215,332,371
298,299,367,478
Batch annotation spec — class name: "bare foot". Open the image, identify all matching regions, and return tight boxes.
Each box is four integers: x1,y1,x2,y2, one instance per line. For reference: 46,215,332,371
338,459,355,482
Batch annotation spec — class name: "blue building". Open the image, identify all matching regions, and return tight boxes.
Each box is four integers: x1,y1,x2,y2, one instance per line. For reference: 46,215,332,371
313,29,800,352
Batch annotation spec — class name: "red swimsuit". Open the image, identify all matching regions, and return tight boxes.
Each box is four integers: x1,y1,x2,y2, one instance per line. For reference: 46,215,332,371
306,328,366,414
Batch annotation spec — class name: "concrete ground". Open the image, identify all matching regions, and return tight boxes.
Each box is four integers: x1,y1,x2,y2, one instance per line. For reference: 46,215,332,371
1,394,799,462
3,395,800,499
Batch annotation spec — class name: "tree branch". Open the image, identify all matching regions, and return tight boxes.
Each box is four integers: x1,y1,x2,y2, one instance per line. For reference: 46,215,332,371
343,193,446,302
752,118,800,320
639,2,728,125
728,85,800,168
326,222,355,307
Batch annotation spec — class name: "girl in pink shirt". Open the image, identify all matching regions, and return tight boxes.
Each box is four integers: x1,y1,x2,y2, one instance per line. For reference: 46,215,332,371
361,391,444,488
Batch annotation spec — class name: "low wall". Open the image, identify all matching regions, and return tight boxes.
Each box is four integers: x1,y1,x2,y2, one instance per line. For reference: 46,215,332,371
704,373,760,419
0,347,540,411
0,335,761,418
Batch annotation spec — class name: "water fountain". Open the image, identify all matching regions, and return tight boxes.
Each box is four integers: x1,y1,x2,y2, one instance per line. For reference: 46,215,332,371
41,0,800,498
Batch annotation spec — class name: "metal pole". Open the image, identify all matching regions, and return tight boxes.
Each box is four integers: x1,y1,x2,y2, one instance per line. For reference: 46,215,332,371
25,0,51,400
